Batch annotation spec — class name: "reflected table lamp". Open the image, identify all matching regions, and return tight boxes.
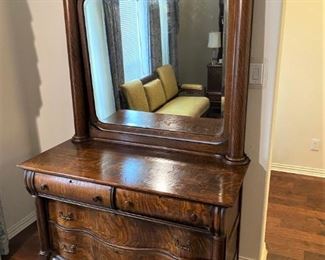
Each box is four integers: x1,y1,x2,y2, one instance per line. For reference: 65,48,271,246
208,32,221,65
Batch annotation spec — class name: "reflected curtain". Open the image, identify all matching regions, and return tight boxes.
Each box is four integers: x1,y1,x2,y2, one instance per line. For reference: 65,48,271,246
168,0,179,75
0,198,8,258
149,0,162,71
102,0,123,109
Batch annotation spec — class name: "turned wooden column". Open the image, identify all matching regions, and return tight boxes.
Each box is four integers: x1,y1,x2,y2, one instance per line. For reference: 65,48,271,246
224,0,253,164
63,0,89,142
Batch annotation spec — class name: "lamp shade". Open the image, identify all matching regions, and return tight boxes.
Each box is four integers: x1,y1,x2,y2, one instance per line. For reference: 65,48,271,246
208,32,221,48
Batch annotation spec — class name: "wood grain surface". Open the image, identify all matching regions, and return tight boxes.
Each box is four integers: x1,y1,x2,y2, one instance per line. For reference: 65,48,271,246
34,173,112,207
266,171,325,260
103,110,224,137
19,140,247,207
48,201,214,259
115,189,213,228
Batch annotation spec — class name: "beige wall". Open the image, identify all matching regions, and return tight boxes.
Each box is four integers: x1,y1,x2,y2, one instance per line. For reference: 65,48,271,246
240,0,270,259
323,0,325,162
272,0,324,169
0,0,73,231
177,0,219,87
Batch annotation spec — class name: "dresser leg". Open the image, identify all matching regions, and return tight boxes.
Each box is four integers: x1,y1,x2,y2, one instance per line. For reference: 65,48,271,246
35,197,51,259
212,236,226,260
236,187,243,260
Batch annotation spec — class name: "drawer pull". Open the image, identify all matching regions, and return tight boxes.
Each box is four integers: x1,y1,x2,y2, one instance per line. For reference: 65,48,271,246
59,211,74,221
92,196,103,203
124,200,134,208
60,244,76,254
175,239,191,251
190,213,198,222
40,184,48,191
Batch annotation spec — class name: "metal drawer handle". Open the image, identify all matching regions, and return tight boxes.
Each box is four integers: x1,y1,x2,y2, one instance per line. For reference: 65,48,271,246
40,184,48,191
124,200,134,208
59,211,74,221
175,238,191,251
60,244,76,254
190,213,198,222
92,195,103,203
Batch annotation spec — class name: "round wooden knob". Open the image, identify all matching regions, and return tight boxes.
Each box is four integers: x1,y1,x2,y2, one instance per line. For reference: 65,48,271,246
190,213,198,222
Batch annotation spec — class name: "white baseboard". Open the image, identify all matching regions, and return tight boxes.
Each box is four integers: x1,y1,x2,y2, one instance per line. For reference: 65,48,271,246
271,163,325,178
239,242,267,260
260,242,268,260
239,256,255,260
7,211,36,239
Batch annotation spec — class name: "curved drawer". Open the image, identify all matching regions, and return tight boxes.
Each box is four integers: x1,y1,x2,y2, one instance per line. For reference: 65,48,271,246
116,189,212,229
34,173,112,207
50,223,178,260
48,201,214,259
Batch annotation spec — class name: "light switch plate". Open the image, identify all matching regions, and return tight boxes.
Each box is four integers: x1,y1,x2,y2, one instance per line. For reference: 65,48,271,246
249,63,264,85
310,138,321,151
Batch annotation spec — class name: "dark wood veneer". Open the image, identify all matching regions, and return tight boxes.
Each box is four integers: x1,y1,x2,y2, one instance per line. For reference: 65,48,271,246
63,0,89,142
19,140,247,207
19,139,246,258
224,0,253,163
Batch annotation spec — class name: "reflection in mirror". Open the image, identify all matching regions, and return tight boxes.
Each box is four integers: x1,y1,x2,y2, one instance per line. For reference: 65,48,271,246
84,0,225,126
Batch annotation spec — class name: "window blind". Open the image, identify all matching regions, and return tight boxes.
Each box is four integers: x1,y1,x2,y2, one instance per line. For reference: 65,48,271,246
159,0,169,65
120,0,151,82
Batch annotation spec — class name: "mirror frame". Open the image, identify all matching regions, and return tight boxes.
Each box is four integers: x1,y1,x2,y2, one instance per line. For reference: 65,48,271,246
63,0,253,164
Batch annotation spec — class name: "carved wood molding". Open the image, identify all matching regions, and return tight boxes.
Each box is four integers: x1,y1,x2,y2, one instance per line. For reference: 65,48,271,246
24,170,36,196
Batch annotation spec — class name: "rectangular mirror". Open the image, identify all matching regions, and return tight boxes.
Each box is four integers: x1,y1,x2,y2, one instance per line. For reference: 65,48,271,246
82,0,226,137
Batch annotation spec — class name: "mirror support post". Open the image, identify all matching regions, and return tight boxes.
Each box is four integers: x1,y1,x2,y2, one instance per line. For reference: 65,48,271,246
63,0,89,142
225,0,253,164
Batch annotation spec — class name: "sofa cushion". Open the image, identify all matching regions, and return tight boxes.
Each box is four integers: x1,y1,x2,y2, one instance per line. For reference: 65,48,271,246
156,65,179,101
143,79,167,111
120,80,150,112
156,96,210,118
180,84,203,91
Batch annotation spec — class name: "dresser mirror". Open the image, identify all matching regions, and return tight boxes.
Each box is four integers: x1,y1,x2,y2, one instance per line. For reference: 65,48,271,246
66,0,251,160
84,0,225,125
78,0,226,136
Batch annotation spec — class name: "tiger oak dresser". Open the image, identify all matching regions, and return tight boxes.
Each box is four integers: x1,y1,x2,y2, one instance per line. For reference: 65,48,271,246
18,0,253,259
20,141,247,259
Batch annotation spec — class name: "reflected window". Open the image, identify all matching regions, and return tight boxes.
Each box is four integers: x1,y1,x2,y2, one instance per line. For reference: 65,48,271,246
119,0,170,82
84,0,117,121
159,0,169,65
120,0,151,82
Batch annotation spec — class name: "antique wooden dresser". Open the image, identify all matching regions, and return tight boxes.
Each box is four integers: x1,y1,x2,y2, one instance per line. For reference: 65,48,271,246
18,0,253,259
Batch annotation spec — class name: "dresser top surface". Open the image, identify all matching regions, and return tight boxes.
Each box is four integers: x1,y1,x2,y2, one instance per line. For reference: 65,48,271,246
18,140,248,207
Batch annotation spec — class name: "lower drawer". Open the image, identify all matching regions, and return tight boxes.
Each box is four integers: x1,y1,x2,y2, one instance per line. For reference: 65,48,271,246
50,223,177,260
48,201,217,259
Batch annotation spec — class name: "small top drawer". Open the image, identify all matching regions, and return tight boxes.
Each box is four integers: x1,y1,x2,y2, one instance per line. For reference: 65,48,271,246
116,189,212,229
34,173,112,208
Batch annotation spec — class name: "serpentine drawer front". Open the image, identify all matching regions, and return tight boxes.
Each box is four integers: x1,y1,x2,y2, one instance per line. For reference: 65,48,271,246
20,141,249,259
48,201,217,259
34,173,112,207
115,189,213,229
